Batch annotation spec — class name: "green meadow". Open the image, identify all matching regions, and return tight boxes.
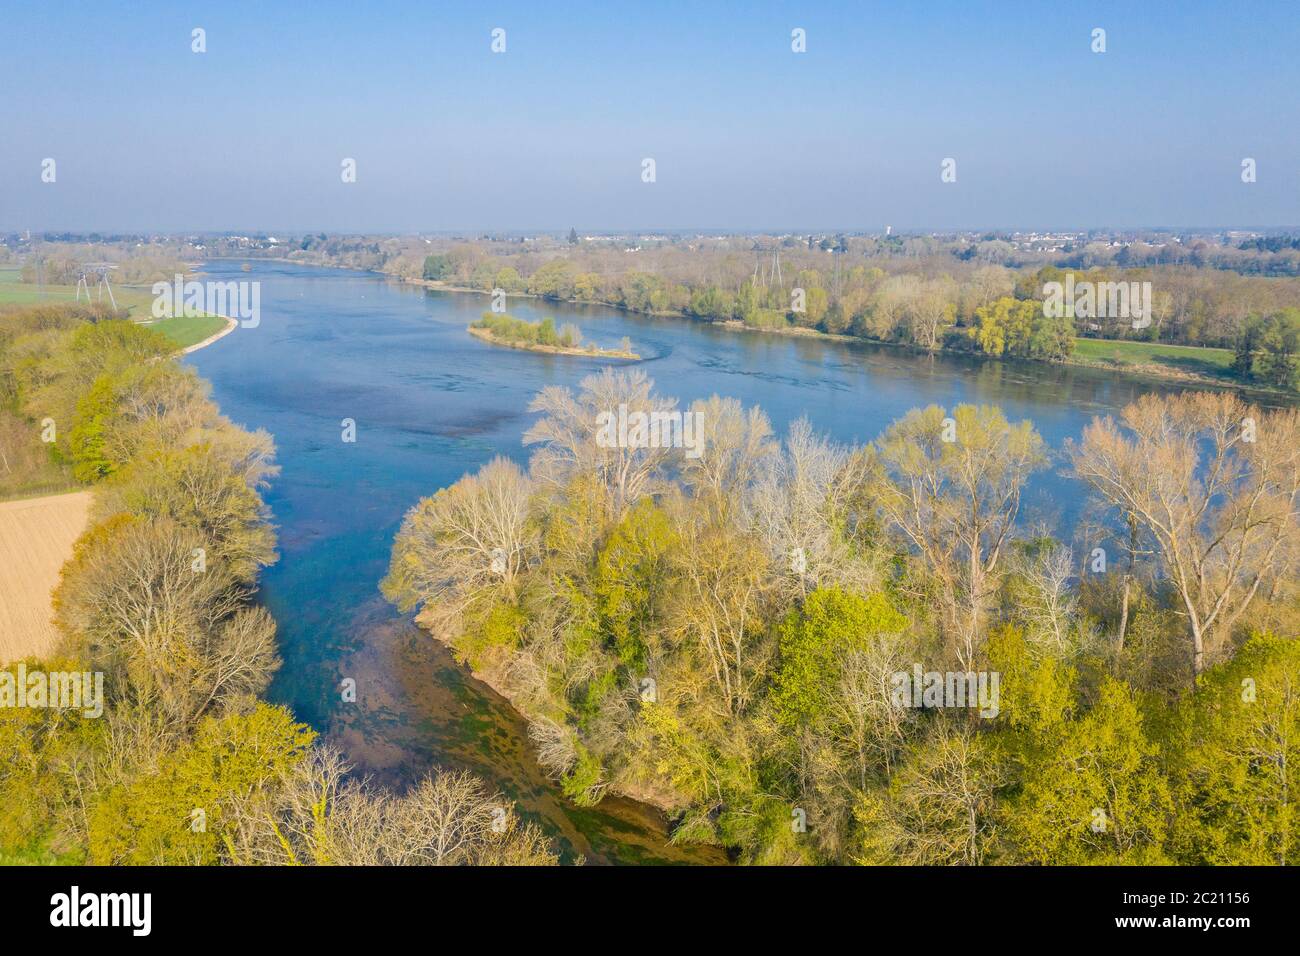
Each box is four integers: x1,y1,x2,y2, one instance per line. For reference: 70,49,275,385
0,268,227,349
1072,335,1236,380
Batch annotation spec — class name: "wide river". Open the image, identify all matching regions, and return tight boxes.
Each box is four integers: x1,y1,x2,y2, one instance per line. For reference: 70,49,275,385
185,259,1251,863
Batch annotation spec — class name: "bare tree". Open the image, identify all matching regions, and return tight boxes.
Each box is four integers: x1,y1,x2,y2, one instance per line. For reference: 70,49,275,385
853,721,1005,866
524,368,679,516
745,418,880,602
679,394,776,518
383,456,536,633
828,636,917,786
53,517,260,724
227,748,559,866
1069,392,1300,677
907,277,958,352
1015,544,1078,650
669,520,772,716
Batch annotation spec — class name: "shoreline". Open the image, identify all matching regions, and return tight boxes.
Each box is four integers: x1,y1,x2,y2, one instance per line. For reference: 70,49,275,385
181,314,239,354
427,276,1280,397
214,257,1296,400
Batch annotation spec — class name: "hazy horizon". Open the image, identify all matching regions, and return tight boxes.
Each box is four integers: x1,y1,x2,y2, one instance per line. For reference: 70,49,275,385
4,0,1299,234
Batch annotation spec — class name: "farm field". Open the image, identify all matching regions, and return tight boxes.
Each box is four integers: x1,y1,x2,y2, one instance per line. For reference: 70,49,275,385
0,489,92,663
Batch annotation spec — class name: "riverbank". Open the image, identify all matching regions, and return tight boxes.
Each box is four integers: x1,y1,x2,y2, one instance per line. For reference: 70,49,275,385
468,324,639,360
181,259,1287,866
180,314,238,354
0,269,233,351
182,260,736,864
348,268,1283,398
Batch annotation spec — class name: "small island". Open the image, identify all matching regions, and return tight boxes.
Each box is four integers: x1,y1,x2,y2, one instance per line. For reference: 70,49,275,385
469,312,639,359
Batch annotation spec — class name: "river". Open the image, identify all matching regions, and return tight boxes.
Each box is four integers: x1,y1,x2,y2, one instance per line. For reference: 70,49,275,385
184,259,1238,864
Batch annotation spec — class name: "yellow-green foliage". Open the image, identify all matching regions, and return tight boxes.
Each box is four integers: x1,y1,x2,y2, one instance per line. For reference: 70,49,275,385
1168,634,1300,864
87,705,314,865
772,588,907,729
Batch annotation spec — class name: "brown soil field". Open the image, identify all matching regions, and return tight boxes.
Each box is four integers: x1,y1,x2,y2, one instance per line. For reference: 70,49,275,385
0,490,92,663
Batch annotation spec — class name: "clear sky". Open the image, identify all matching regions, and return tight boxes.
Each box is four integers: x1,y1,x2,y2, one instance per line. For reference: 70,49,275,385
3,0,1299,233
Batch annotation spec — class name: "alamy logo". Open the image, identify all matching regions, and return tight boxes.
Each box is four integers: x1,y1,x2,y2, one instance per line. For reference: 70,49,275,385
1042,273,1152,330
50,886,151,936
0,664,103,718
595,404,705,459
891,664,1000,718
152,274,261,328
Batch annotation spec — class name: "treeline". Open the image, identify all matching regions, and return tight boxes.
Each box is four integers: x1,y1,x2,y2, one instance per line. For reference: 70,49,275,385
1234,309,1300,390
452,254,1299,385
14,244,193,286
386,369,1300,864
261,232,1300,360
0,303,557,865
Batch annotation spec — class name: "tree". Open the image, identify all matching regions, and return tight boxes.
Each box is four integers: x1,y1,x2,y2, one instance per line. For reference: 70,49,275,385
226,748,558,866
422,254,454,281
87,705,314,865
55,517,280,724
871,405,1047,666
1069,392,1300,677
1236,310,1300,390
524,368,680,516
905,279,957,351
493,267,524,292
96,442,277,582
852,721,1005,865
527,260,576,300
1168,634,1300,864
592,499,677,670
679,395,775,519
383,456,536,636
669,517,771,715
747,419,880,600
1004,677,1172,864
771,587,907,732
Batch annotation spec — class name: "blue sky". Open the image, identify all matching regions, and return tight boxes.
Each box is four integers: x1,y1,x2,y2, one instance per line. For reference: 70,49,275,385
3,0,1299,232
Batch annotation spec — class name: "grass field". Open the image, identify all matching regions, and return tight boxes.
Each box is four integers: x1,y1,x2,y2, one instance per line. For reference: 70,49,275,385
1072,336,1236,380
0,269,229,349
139,313,232,349
0,489,92,663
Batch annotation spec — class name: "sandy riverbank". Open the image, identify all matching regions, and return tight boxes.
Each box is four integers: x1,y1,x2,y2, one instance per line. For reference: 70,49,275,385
182,315,238,354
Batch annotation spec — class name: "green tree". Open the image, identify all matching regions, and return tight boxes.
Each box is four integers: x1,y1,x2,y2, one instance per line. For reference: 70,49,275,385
422,254,454,281
772,587,906,729
593,499,678,670
67,373,118,482
87,705,315,865
1168,634,1300,864
1004,677,1172,864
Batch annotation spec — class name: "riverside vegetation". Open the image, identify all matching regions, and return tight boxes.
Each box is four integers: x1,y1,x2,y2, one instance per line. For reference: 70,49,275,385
0,302,558,865
16,235,1300,390
227,231,1300,392
385,367,1300,865
470,312,637,359
5,295,1299,867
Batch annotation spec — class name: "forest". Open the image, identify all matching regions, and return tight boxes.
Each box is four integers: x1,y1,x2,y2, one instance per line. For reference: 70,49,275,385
384,367,1300,864
0,302,557,865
